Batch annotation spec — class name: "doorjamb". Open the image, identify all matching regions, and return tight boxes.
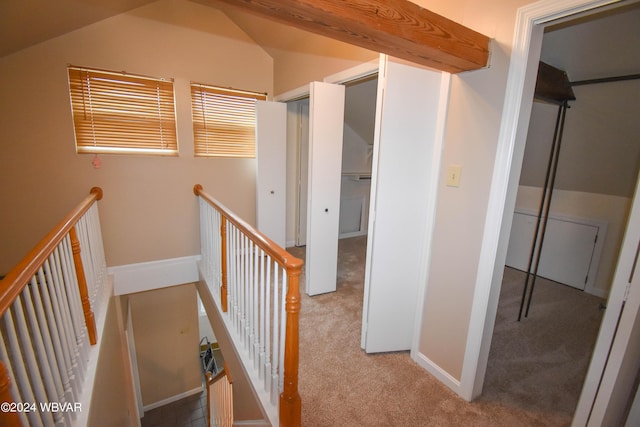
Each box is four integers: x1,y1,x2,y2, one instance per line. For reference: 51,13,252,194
275,61,379,248
460,0,623,406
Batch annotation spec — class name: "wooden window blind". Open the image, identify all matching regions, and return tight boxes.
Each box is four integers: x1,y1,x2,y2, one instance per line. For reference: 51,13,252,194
68,66,178,156
190,83,267,158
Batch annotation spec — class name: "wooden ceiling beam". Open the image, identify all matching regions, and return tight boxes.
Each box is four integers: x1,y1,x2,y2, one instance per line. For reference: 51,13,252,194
207,0,491,73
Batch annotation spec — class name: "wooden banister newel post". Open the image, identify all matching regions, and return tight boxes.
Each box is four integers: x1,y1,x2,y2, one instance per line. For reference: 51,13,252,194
70,226,97,345
280,262,302,427
0,361,22,427
221,216,228,312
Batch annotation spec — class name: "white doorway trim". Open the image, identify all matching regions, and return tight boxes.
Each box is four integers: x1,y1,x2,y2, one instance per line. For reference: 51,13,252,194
460,0,623,406
323,59,379,85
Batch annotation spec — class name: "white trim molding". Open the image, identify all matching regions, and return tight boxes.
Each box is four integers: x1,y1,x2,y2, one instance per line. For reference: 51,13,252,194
460,0,624,404
109,255,201,295
413,351,462,395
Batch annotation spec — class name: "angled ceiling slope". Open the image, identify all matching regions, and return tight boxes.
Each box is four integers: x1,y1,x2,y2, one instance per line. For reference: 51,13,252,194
0,0,157,58
196,0,491,73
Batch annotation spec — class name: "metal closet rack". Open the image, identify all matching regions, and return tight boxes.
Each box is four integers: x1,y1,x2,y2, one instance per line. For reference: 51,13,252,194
517,63,640,321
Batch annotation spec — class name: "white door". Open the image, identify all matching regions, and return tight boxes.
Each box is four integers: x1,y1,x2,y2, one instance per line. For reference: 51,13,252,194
361,56,448,353
294,100,310,246
305,82,345,296
256,100,287,247
573,172,640,426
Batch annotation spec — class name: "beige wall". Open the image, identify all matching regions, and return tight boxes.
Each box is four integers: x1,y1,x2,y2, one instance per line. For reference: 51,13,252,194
416,0,533,380
130,283,201,406
520,84,640,197
272,42,377,95
0,0,273,273
87,295,133,426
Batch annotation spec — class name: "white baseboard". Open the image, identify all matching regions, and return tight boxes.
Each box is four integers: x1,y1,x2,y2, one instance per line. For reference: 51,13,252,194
411,350,463,399
109,255,201,295
142,386,203,413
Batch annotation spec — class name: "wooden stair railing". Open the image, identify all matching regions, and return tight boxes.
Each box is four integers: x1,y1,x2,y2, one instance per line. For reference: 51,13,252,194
206,362,233,427
194,184,303,427
0,187,106,427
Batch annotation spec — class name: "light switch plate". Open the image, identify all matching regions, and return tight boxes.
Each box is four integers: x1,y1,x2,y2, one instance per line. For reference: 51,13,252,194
446,165,462,187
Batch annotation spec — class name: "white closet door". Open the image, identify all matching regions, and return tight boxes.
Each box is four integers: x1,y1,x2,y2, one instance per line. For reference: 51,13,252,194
575,170,640,425
295,101,310,246
361,56,448,353
256,100,287,247
305,82,345,296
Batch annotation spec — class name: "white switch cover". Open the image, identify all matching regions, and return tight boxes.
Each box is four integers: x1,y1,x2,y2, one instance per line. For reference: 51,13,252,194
446,165,462,187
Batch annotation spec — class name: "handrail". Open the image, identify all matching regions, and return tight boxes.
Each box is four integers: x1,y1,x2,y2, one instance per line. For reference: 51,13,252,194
0,187,103,317
194,184,302,427
193,184,302,271
0,186,105,427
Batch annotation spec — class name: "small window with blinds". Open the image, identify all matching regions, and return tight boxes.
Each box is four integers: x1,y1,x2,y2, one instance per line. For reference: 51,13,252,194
190,83,267,158
67,66,178,156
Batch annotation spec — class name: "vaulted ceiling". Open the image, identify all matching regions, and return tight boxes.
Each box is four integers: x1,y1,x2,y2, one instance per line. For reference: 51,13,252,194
540,3,640,83
0,0,157,58
2,0,638,79
0,0,490,73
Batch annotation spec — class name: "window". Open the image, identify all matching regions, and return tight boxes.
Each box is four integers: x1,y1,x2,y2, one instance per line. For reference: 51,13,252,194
190,83,267,158
67,66,178,156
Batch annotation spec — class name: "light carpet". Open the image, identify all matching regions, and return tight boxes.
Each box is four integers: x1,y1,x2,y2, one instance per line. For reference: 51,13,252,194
287,236,604,426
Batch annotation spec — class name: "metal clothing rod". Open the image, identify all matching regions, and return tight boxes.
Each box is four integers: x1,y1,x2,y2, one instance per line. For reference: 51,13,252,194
517,103,563,321
524,100,569,318
517,100,568,321
570,73,640,87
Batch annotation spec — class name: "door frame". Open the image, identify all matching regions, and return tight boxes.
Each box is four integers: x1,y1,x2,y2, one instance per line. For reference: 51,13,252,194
276,60,379,249
462,0,631,421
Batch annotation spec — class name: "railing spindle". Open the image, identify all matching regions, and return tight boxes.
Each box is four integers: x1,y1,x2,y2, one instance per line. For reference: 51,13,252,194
271,264,280,405
264,256,272,392
259,249,266,379
70,226,97,345
58,239,88,376
2,311,42,427
221,216,228,312
28,275,75,404
21,285,70,425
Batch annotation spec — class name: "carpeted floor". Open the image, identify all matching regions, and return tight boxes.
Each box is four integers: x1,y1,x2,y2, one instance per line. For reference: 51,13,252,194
287,236,605,426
